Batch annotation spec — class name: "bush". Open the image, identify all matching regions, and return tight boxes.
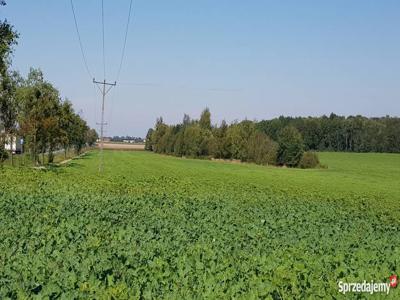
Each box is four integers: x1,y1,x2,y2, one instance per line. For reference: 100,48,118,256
247,132,278,165
299,151,320,169
277,126,304,167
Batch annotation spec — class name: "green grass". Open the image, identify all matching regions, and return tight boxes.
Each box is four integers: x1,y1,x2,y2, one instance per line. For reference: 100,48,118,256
2,149,85,167
0,151,399,299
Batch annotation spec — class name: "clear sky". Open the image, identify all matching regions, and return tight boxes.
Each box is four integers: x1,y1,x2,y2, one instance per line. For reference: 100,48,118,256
2,0,400,136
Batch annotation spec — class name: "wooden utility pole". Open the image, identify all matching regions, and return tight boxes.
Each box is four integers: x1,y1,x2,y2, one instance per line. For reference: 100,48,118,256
93,78,116,172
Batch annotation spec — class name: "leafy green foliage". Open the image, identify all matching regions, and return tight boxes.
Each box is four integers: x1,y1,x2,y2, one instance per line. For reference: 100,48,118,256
144,128,154,151
0,151,399,298
0,0,18,75
199,107,211,130
247,131,278,165
17,68,93,161
257,113,400,153
299,151,320,169
147,110,281,166
277,126,304,167
86,129,98,147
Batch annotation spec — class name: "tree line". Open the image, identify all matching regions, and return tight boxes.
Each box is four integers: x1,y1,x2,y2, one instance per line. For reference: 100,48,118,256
257,113,400,153
0,1,97,165
146,109,400,168
145,108,319,168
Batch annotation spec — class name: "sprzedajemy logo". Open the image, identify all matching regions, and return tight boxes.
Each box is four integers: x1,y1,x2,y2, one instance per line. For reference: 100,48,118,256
338,275,397,295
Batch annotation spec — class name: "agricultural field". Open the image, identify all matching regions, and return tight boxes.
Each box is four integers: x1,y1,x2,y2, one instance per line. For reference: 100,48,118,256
0,151,399,299
101,142,145,151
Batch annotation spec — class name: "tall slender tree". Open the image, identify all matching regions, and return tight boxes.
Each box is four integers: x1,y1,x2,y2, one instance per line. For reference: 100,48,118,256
0,0,19,165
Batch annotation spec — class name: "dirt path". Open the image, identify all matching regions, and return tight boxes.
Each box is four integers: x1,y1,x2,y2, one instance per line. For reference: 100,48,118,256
58,152,88,165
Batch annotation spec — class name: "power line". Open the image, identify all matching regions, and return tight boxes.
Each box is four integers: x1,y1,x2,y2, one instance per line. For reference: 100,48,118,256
70,0,93,79
70,0,134,172
101,0,106,79
92,83,98,126
116,0,134,81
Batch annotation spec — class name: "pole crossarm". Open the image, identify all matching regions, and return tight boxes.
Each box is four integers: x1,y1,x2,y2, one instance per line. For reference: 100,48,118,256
93,78,116,86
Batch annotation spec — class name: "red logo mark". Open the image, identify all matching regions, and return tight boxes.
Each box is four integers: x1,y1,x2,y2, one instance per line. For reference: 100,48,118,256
390,275,397,288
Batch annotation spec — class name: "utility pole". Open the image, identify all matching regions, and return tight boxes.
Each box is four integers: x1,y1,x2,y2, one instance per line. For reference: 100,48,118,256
93,78,116,172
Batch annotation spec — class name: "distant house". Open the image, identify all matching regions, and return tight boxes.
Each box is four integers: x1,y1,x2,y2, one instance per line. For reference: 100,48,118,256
122,139,136,144
2,134,23,154
4,136,23,154
0,124,23,154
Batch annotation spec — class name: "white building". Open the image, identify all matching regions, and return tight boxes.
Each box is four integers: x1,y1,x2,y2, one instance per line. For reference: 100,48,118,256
1,128,23,154
4,136,22,154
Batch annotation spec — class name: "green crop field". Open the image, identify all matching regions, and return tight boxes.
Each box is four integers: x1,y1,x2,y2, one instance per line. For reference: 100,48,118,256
0,151,399,299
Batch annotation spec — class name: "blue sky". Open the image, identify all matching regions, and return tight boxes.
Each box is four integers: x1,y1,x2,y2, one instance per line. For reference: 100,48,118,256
3,0,400,136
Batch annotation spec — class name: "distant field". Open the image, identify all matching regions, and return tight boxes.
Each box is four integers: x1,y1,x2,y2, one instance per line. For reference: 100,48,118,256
100,142,145,150
0,151,399,298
